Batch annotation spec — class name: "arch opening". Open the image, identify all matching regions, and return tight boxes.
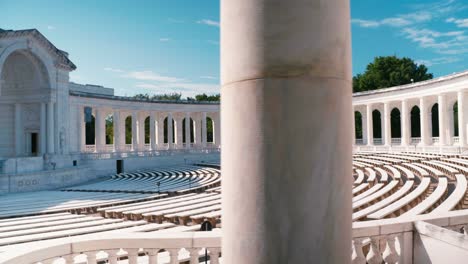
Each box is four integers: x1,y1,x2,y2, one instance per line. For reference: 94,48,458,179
411,106,421,138
431,103,439,138
390,108,401,139
105,114,113,144
354,111,363,140
372,110,382,142
125,116,132,144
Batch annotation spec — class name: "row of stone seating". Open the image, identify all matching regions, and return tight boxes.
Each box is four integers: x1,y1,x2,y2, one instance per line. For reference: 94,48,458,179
62,166,221,194
352,152,468,222
0,191,166,218
98,192,221,226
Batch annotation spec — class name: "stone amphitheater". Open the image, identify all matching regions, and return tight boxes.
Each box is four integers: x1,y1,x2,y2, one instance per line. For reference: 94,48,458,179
2,0,468,263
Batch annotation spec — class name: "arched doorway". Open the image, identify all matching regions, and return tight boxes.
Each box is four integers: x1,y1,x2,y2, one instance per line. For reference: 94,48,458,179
182,117,195,144
411,106,421,143
163,117,176,144
390,108,401,141
0,50,51,157
431,103,439,139
372,110,382,144
144,116,150,144
105,114,113,145
125,116,132,145
354,111,363,144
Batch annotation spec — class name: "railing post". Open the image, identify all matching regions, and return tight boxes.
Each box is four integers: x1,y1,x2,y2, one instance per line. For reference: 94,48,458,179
168,248,180,264
126,248,139,264
107,249,119,264
147,249,160,264
189,247,200,264
351,238,366,264
86,251,98,264
400,232,413,264
366,237,383,264
383,235,399,264
208,248,221,264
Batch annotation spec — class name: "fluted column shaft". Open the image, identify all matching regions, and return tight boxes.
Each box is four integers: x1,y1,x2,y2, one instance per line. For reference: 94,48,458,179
132,111,138,151
202,112,207,147
113,110,121,151
95,108,106,151
47,102,55,154
40,103,47,154
366,104,373,145
185,113,191,148
384,103,391,145
401,100,409,146
420,97,430,145
167,113,174,149
438,94,447,145
458,91,466,147
150,112,157,150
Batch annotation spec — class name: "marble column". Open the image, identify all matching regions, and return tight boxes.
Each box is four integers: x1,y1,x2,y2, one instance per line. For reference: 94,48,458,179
195,117,202,147
221,0,352,263
14,103,22,156
420,97,430,146
438,94,447,145
448,107,455,144
113,110,120,152
150,112,156,150
132,111,138,151
366,104,373,145
157,115,164,147
167,113,174,149
458,90,466,147
384,103,391,146
175,116,183,149
95,108,105,152
47,102,55,154
185,113,191,149
138,115,146,151
40,103,47,154
362,109,368,144
213,115,221,147
202,112,207,147
401,100,409,146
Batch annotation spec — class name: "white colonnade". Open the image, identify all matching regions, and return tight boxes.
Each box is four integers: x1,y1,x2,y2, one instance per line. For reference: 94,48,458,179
354,88,468,149
75,104,220,153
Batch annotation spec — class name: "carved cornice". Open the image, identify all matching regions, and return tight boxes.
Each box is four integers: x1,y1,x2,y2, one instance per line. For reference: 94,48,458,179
0,29,76,71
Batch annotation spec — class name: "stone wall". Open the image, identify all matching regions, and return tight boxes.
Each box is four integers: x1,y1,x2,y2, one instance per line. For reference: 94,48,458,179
0,152,220,194
0,166,92,194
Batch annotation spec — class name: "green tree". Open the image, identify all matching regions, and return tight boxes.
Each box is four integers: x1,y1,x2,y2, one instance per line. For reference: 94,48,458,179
353,56,433,93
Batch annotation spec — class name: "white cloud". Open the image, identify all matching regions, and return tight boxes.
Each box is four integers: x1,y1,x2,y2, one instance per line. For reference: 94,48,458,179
353,11,433,29
381,17,412,27
124,70,183,83
135,82,220,97
159,38,171,42
415,56,461,66
351,19,380,28
47,25,55,30
104,67,124,73
401,27,468,54
446,17,468,28
197,19,220,27
200,76,217,80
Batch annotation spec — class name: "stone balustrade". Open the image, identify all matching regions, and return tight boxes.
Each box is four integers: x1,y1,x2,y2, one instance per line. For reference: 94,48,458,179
5,210,468,264
0,232,221,264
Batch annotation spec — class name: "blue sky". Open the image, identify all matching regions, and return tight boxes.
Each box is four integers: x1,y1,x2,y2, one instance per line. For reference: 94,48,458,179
1,0,467,97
